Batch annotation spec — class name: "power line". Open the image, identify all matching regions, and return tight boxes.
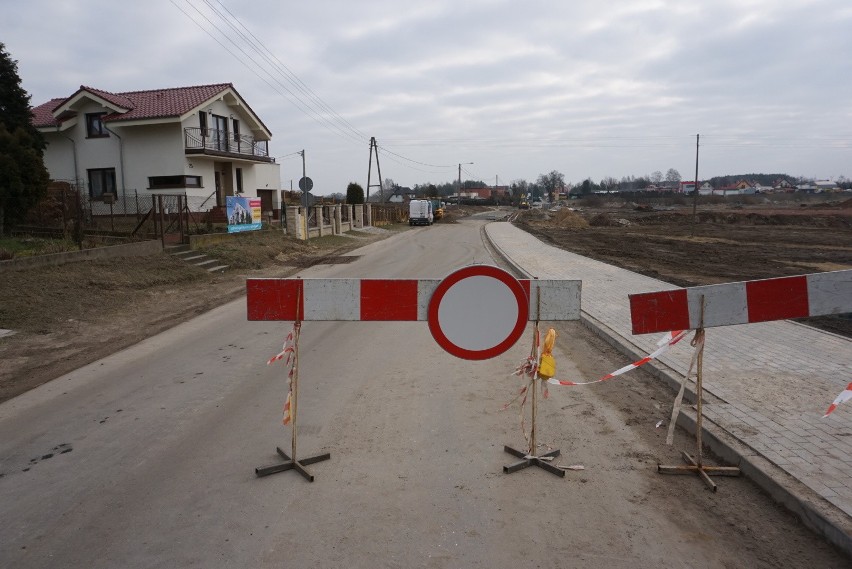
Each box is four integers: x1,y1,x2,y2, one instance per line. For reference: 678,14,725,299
175,0,475,177
207,0,370,142
200,0,368,143
375,146,456,169
173,0,365,146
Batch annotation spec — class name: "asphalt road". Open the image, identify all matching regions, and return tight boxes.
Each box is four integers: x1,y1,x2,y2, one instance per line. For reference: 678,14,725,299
0,220,847,568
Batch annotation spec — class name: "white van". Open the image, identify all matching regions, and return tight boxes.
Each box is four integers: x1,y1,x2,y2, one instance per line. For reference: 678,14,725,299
409,199,433,226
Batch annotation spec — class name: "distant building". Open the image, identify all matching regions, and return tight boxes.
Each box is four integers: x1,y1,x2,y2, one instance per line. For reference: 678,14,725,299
679,181,715,193
387,186,416,203
814,180,839,192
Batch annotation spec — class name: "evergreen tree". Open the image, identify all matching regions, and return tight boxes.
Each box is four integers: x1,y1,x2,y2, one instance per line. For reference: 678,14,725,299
0,43,48,234
346,182,365,204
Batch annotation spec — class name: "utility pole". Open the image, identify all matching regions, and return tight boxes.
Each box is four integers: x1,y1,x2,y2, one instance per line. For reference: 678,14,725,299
366,137,384,203
691,134,699,235
457,162,473,206
300,149,309,242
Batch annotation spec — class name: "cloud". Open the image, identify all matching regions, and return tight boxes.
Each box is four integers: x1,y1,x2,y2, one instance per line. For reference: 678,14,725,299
3,0,850,191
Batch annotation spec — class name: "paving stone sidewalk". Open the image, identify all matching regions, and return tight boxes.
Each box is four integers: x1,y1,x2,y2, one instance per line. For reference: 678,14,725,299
486,222,852,522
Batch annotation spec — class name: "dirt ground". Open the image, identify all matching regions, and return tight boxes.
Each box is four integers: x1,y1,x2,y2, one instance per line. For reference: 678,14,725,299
1,198,850,404
515,197,852,337
0,229,397,404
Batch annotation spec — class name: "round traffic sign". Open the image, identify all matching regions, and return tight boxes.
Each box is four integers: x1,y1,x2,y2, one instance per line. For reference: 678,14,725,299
299,176,313,192
428,265,528,360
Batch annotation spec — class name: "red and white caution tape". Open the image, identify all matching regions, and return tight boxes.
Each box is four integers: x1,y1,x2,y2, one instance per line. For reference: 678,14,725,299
824,382,852,418
267,330,295,365
267,324,298,425
657,330,684,347
546,330,689,387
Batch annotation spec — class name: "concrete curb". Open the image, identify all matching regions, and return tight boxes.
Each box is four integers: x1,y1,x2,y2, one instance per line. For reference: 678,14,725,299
484,221,852,559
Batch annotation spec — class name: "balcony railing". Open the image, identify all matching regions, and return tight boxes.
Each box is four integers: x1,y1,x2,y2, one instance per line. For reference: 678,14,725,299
184,127,273,161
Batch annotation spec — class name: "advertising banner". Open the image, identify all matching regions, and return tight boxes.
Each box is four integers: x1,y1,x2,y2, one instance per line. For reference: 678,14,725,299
226,196,262,233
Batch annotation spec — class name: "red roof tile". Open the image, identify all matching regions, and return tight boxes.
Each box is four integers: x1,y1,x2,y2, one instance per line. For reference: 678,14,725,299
31,83,240,126
102,83,233,122
31,98,67,128
77,86,135,111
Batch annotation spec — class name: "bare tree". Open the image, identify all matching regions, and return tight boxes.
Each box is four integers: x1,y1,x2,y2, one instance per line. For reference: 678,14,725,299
536,170,565,203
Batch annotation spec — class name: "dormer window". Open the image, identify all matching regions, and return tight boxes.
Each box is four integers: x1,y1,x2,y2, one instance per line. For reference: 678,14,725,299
86,113,109,138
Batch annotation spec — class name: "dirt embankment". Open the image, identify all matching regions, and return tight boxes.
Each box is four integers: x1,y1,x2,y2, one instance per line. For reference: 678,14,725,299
0,229,394,404
515,201,852,337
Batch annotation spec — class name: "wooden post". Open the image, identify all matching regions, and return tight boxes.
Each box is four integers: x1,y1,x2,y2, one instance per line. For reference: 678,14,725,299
503,286,564,477
254,294,330,481
291,322,300,462
658,295,741,490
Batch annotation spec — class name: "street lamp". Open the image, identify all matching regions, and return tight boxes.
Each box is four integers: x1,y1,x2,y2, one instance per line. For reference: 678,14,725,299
458,162,473,206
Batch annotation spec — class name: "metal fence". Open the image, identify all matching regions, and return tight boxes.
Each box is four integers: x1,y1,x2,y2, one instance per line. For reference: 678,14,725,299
22,185,216,241
372,204,406,225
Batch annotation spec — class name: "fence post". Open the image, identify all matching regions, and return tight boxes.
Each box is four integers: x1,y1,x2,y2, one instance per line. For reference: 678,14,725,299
333,204,342,235
157,195,165,248
178,195,185,243
75,190,84,250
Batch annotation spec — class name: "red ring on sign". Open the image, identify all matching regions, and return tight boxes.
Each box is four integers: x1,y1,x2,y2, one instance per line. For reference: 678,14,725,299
428,265,528,360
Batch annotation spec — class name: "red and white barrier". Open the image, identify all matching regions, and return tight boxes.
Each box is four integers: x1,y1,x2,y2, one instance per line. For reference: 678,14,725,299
248,266,581,360
247,275,580,322
629,270,852,335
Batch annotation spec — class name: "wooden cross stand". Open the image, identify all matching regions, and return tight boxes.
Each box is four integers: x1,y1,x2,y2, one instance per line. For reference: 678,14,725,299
629,270,852,491
254,320,331,481
246,266,582,481
655,297,739,491
504,290,565,477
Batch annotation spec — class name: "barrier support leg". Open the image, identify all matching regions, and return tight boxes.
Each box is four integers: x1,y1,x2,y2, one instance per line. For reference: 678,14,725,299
658,297,740,491
254,319,330,482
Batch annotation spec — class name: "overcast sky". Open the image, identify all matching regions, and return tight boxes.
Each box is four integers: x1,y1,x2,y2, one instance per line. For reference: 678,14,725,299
4,0,851,195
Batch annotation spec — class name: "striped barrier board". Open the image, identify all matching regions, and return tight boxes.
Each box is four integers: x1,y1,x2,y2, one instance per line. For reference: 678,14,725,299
247,265,581,360
629,269,852,335
247,276,581,322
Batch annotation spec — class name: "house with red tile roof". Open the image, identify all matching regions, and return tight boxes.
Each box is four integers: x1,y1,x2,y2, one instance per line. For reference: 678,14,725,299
30,83,281,215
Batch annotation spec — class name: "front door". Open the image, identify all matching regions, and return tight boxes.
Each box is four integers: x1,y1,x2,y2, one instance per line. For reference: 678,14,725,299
215,171,223,207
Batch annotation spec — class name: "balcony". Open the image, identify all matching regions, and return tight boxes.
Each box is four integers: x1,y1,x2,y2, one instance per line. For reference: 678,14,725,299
184,127,274,163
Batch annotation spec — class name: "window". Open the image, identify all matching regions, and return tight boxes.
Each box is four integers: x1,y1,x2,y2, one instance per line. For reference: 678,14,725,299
86,113,109,138
235,168,243,194
148,175,202,189
233,119,240,141
212,114,228,151
88,168,116,199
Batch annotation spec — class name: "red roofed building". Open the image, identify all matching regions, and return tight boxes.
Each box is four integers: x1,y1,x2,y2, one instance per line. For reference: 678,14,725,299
31,83,281,215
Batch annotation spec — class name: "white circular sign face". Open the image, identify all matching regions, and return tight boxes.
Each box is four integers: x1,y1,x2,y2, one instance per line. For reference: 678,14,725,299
428,265,528,360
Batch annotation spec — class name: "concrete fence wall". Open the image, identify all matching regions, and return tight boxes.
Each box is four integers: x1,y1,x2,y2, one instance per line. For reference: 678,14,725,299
285,203,373,240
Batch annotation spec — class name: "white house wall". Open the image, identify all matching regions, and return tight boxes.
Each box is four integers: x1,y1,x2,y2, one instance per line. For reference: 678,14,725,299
117,122,185,193
42,100,123,193
251,162,281,194
42,133,78,184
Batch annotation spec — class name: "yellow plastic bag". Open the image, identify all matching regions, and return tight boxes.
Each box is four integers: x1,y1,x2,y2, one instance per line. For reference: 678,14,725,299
538,353,556,379
538,328,557,379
